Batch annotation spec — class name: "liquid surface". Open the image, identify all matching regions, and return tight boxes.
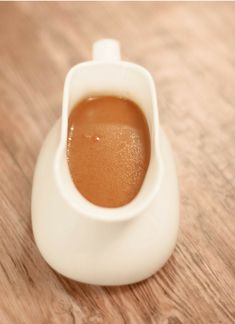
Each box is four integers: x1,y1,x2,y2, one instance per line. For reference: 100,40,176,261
67,96,150,208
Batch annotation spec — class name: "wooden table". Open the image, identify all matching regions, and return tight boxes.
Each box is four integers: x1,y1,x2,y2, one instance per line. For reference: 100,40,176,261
0,2,235,323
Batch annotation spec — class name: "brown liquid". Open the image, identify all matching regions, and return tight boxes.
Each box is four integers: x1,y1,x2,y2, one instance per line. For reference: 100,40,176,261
67,96,150,208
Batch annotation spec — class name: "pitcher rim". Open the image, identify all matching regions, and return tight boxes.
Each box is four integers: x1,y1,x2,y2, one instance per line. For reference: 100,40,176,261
54,60,164,222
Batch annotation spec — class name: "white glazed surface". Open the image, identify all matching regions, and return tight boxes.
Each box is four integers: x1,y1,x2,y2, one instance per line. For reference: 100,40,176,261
32,122,179,286
32,39,179,285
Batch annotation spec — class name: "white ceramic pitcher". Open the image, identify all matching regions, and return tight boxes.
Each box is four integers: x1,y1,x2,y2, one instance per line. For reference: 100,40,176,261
31,39,179,286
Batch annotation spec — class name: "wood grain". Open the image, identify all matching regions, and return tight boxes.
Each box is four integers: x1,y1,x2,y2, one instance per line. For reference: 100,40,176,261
0,2,235,323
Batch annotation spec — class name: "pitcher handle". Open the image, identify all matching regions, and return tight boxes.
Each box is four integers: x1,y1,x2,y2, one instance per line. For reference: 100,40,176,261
92,39,121,61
